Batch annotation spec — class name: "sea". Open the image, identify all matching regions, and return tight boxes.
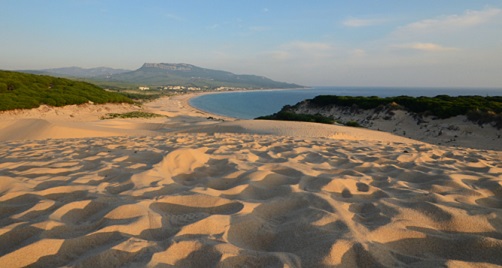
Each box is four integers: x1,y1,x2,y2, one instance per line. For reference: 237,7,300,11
189,86,502,119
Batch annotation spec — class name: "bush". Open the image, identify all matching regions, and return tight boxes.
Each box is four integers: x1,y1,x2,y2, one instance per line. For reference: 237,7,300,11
345,121,362,127
305,94,502,120
259,94,502,126
101,111,166,120
256,111,335,124
0,70,133,111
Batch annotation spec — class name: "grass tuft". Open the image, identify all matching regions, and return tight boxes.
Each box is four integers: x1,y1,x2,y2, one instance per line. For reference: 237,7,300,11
100,111,166,120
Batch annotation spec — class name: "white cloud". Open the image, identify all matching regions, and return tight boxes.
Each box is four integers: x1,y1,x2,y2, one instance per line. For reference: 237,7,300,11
397,8,502,33
393,42,459,52
385,7,502,55
343,18,387,27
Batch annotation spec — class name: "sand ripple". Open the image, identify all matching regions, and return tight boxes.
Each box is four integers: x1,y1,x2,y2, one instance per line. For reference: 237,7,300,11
1,133,502,267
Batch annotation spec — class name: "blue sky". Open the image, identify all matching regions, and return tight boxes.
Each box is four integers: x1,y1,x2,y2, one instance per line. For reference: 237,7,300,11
1,0,502,87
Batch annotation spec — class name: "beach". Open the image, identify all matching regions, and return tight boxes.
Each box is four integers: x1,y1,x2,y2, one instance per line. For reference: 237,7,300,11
1,93,502,267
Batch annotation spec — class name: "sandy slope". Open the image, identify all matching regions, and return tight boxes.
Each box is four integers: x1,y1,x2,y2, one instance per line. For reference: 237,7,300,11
1,133,501,267
0,94,502,267
293,103,502,151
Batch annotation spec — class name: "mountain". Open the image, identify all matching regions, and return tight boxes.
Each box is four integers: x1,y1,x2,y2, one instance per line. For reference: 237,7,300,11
101,63,303,89
23,66,131,78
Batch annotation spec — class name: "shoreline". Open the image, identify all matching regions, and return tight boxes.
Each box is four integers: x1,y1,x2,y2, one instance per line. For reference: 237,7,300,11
184,90,502,151
141,92,240,122
1,91,502,267
185,87,314,120
0,90,500,151
1,91,500,151
179,91,240,121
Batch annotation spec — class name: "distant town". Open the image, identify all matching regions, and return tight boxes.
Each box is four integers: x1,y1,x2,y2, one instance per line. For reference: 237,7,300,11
138,85,247,92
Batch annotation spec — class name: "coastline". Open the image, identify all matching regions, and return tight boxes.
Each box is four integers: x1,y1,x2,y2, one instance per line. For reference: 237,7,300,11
179,91,240,121
1,93,502,267
1,91,500,151
187,87,314,119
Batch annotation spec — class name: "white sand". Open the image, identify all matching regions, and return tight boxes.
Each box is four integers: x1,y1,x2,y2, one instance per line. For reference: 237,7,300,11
1,93,502,267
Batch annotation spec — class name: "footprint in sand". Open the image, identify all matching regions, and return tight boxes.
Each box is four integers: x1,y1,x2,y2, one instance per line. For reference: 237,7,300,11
350,202,391,230
168,212,211,227
151,195,244,228
356,182,370,192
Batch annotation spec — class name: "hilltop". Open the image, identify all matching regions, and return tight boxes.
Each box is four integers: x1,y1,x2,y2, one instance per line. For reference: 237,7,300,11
0,70,132,111
20,63,303,90
89,63,303,89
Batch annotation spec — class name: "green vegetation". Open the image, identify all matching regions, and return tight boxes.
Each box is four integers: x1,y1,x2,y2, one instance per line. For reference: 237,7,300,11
256,111,335,124
100,111,166,120
309,95,502,119
256,110,364,127
344,121,362,127
257,95,502,128
0,70,133,111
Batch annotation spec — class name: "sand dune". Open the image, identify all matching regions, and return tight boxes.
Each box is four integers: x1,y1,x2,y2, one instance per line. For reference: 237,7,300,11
1,94,502,267
1,133,501,267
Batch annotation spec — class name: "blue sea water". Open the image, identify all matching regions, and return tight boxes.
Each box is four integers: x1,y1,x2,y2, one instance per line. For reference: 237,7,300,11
189,86,502,119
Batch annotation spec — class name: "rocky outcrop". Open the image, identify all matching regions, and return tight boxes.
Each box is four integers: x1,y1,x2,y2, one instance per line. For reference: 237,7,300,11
141,63,193,71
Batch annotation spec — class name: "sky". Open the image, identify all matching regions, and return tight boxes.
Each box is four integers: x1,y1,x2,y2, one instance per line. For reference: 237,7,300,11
1,0,502,87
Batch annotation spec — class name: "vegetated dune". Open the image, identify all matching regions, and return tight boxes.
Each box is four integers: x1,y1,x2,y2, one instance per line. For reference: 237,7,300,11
1,132,502,267
284,101,502,151
278,96,502,150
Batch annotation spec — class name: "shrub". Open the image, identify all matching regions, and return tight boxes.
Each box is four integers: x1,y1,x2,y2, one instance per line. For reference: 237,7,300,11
101,111,166,120
256,111,334,124
345,121,362,127
0,70,133,111
259,94,502,127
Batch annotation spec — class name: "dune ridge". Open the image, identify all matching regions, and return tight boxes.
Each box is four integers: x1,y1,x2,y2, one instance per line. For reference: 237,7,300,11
1,133,501,267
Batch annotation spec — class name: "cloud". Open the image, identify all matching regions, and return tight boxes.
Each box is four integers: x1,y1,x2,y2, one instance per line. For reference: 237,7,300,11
386,7,502,53
343,18,387,27
397,8,502,33
393,42,459,52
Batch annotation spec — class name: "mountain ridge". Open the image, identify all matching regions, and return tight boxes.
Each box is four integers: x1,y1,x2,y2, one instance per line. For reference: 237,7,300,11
20,63,304,89
23,66,131,78
107,63,303,89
